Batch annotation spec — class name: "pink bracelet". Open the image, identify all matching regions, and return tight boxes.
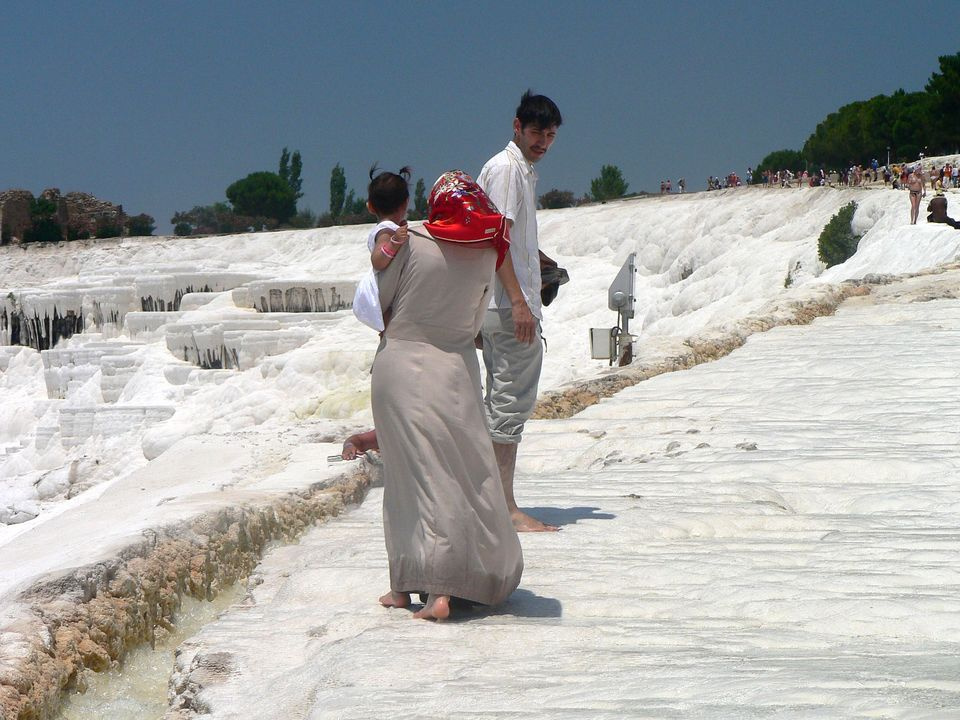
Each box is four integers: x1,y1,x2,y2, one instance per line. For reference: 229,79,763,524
380,244,396,258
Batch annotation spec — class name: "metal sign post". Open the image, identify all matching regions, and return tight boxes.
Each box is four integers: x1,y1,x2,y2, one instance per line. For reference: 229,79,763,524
590,253,636,366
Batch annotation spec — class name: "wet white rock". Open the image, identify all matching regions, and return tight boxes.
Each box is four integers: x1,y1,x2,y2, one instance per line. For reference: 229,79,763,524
41,343,143,402
245,279,355,313
135,272,261,313
123,311,184,340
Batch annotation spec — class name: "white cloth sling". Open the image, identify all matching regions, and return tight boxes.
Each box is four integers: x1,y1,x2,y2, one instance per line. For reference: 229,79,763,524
352,220,400,332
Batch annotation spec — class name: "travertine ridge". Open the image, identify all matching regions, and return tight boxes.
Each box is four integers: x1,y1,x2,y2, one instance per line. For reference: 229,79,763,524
0,463,376,720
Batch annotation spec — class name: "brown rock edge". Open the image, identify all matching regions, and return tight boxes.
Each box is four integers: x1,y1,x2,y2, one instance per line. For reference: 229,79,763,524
0,464,377,720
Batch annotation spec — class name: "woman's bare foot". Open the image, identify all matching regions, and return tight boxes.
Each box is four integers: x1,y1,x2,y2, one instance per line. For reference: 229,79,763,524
511,509,559,532
413,594,450,620
379,590,410,608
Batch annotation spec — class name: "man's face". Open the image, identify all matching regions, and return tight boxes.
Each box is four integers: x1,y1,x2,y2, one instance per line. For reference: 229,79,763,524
513,119,558,164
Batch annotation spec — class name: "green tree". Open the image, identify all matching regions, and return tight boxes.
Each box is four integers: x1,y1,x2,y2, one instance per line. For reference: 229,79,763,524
289,151,303,200
590,165,628,202
287,208,317,229
94,220,123,239
890,93,935,160
925,52,960,152
409,178,428,220
171,202,269,235
754,149,807,180
755,53,960,173
330,164,346,222
279,148,290,184
23,197,63,243
804,100,870,168
801,89,933,168
172,205,215,234
539,188,576,209
340,189,375,225
278,147,304,202
226,171,296,224
344,190,362,215
818,202,861,268
126,213,155,237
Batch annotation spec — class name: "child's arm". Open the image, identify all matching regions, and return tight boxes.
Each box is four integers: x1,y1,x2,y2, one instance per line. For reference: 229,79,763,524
341,430,378,459
370,224,408,271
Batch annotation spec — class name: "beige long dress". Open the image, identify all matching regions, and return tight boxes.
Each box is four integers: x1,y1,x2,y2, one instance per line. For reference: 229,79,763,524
371,232,523,606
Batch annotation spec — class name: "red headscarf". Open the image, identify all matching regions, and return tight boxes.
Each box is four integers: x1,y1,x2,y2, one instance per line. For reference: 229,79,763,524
422,170,510,269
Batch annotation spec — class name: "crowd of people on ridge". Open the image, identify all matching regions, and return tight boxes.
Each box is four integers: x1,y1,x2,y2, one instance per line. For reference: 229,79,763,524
759,158,959,191
660,178,686,193
756,157,959,227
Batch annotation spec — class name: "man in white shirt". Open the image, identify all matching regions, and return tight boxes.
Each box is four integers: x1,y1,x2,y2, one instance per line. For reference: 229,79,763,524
477,90,562,532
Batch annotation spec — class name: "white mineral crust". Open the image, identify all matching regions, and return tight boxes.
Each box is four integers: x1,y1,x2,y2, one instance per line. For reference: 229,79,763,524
0,160,959,717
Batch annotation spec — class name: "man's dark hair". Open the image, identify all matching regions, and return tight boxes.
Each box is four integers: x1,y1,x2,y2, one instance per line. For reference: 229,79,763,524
515,90,562,130
367,165,411,216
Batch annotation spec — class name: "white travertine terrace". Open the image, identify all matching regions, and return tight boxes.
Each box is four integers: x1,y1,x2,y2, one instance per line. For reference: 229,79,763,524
1,163,960,717
244,279,356,313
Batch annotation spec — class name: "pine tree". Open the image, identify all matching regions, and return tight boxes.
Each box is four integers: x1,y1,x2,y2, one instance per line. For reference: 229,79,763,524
330,164,346,222
289,151,303,201
411,178,427,220
279,148,291,186
590,165,629,202
278,148,304,203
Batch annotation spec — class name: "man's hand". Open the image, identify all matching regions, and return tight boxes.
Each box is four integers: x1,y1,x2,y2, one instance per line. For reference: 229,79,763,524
495,243,536,344
512,298,535,344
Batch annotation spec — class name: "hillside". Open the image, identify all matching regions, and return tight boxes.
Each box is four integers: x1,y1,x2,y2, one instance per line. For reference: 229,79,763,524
2,176,960,530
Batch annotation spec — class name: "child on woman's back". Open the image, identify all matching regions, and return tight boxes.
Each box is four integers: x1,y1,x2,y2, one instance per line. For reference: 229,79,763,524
353,167,411,332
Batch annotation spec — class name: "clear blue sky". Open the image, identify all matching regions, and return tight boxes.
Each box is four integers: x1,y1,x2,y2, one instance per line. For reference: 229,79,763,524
2,1,957,233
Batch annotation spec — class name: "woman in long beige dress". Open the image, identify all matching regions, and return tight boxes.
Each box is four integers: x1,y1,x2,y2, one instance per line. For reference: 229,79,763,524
371,208,523,620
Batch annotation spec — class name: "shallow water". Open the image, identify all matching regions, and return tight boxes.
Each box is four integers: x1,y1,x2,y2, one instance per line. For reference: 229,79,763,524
56,583,244,720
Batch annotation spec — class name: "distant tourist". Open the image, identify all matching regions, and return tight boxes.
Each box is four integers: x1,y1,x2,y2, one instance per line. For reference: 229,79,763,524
907,167,925,225
352,167,411,332
927,193,960,229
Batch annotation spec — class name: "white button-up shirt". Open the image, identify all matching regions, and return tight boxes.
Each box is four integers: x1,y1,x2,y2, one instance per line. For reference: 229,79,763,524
477,141,542,320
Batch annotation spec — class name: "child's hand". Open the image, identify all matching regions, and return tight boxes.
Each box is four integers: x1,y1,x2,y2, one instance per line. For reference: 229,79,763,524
341,441,359,460
391,224,408,246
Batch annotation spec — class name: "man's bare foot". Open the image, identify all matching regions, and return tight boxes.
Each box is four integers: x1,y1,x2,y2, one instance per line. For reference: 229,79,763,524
379,590,410,608
512,509,559,532
413,594,450,620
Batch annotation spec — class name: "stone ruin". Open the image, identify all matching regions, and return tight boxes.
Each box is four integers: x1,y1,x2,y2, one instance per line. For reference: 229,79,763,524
0,187,125,243
0,190,32,242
